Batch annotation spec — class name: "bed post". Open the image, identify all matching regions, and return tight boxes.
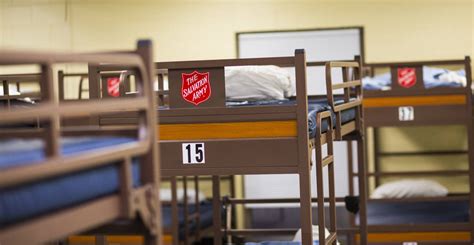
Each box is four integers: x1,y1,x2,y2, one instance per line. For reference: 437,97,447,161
294,49,313,245
463,55,474,244
212,176,222,245
183,176,189,244
355,55,368,245
87,64,101,125
39,63,60,158
58,70,65,101
136,40,162,245
171,177,179,245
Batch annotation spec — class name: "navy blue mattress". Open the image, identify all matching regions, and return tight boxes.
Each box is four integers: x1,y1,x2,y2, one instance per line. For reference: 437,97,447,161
227,98,356,138
0,136,141,226
358,200,470,225
162,201,214,238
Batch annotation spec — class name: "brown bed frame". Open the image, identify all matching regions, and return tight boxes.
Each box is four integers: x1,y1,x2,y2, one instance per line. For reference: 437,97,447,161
145,51,367,245
71,50,367,244
358,57,473,244
0,40,162,245
57,66,237,245
217,57,368,245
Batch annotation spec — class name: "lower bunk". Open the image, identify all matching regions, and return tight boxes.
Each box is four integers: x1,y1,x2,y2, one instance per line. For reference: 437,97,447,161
68,200,216,245
347,197,471,244
0,136,140,227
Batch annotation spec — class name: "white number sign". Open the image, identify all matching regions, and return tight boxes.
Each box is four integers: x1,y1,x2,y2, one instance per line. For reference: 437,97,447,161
182,143,205,164
399,106,414,121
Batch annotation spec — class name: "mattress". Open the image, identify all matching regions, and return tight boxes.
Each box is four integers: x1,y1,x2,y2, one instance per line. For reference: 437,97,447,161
228,98,356,138
358,200,470,225
0,136,141,226
162,201,214,238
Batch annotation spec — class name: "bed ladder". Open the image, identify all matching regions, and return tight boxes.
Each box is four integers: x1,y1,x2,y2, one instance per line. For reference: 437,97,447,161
314,110,338,245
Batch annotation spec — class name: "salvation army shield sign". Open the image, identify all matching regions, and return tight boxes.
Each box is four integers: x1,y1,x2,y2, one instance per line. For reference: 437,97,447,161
397,68,417,88
181,71,211,105
107,77,120,97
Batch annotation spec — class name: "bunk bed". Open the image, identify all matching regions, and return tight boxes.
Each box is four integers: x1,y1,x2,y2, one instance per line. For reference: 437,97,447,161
97,50,368,245
217,57,367,245
0,40,162,245
57,70,231,245
351,57,473,244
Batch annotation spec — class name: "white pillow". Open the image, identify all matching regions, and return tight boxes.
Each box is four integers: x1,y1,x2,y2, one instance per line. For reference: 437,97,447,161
225,65,294,101
371,179,448,199
160,188,206,204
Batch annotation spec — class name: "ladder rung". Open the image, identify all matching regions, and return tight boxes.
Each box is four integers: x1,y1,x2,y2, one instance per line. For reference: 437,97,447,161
322,155,334,167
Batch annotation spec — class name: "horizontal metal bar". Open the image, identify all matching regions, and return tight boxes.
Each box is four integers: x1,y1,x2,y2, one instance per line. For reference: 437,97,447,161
365,170,469,177
318,110,332,119
333,100,361,112
159,105,297,117
224,197,346,204
327,61,359,68
161,175,233,181
322,155,334,167
0,98,148,123
306,59,355,67
0,73,41,81
366,59,466,68
378,150,468,156
0,92,41,100
0,140,149,188
224,228,297,235
61,73,88,77
367,195,469,203
0,50,144,67
155,56,295,69
332,80,361,90
367,223,470,232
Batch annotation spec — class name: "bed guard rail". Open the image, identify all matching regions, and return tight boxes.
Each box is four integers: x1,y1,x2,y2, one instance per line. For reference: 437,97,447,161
0,40,157,189
325,56,363,139
364,56,472,92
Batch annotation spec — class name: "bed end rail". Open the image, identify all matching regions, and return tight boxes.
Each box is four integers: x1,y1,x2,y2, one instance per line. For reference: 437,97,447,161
364,56,472,93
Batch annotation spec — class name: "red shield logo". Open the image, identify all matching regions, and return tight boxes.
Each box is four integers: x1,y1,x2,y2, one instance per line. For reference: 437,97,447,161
397,68,417,88
107,77,120,97
181,71,211,106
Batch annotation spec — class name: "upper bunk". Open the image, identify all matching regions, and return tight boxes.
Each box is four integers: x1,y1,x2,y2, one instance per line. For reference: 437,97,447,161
0,41,162,244
362,57,472,127
94,50,364,177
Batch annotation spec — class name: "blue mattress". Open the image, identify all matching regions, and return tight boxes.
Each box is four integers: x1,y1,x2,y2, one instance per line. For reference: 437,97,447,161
228,98,356,138
0,136,141,226
358,200,470,225
162,201,214,238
